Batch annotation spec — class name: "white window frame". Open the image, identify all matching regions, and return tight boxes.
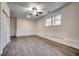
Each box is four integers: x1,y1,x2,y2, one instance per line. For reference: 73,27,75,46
45,18,52,26
52,15,62,26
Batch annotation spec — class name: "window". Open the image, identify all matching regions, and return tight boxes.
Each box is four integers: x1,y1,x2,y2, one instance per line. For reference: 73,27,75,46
45,18,52,26
45,15,61,26
52,15,61,26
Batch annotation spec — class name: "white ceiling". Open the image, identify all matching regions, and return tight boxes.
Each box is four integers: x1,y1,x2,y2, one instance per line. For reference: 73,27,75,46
8,2,69,20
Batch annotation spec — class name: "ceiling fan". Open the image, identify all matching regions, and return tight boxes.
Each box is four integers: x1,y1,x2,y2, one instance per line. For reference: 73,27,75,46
26,7,50,16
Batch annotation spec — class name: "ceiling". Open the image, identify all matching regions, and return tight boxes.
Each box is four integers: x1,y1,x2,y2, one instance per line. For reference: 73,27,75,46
8,2,69,20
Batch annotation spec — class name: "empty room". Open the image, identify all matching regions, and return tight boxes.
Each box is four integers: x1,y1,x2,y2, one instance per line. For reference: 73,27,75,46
0,2,79,56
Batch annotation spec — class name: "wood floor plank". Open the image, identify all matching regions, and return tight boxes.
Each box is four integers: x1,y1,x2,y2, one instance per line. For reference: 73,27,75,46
2,35,79,56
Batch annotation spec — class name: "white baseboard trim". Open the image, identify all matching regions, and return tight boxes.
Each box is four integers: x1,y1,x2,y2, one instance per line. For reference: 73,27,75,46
36,34,79,49
16,34,36,37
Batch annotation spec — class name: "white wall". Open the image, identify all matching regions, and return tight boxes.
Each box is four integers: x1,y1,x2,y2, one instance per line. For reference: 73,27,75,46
0,2,10,55
0,2,1,55
10,17,17,36
36,3,79,49
16,18,36,36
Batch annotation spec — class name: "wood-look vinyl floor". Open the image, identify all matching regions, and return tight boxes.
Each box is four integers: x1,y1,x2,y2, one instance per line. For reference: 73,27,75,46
4,35,79,56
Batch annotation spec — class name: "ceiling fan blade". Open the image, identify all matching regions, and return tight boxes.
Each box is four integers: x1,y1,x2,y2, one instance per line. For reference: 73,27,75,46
29,13,32,15
37,12,43,14
25,10,32,13
36,14,38,16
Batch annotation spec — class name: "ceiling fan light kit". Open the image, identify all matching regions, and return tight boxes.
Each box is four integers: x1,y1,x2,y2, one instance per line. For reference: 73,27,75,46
26,7,43,17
